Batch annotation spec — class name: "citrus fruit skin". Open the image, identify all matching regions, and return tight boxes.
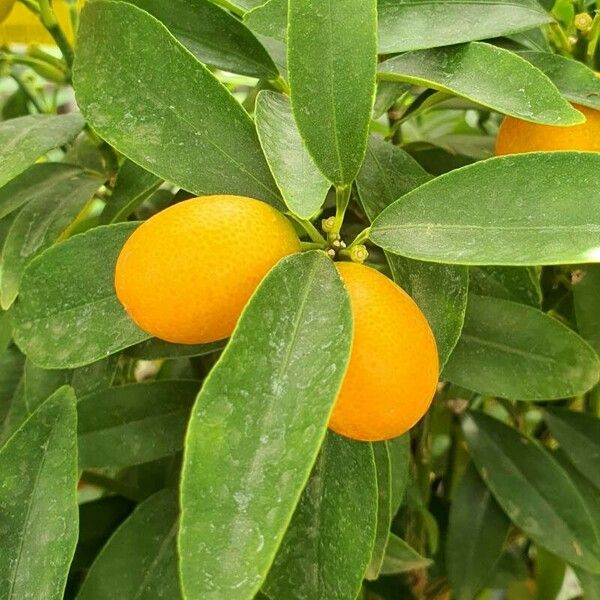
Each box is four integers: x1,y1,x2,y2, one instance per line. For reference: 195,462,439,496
495,103,600,155
330,262,439,442
115,195,300,344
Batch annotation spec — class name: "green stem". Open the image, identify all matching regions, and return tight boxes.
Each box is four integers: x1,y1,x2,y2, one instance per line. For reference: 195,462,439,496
210,0,244,17
300,241,326,251
270,75,289,94
10,70,47,113
287,213,328,245
331,185,351,237
36,0,74,68
586,14,600,65
17,0,40,13
345,227,371,252
548,23,573,56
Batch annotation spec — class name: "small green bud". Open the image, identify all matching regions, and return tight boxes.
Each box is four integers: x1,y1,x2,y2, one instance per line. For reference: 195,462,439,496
321,216,335,233
575,12,593,32
350,245,368,264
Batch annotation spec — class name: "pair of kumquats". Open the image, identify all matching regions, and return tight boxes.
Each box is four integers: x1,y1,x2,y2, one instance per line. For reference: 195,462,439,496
115,103,600,442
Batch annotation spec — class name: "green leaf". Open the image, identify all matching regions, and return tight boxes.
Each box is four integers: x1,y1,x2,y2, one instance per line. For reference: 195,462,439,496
533,547,566,600
444,295,600,400
365,442,392,580
446,463,510,600
387,434,410,518
379,43,581,125
575,568,600,599
121,0,278,78
100,160,162,224
370,152,600,266
0,166,102,309
543,408,600,491
378,0,552,53
179,251,352,599
255,91,330,219
461,411,600,573
0,386,78,600
263,433,377,599
78,380,199,469
73,1,281,207
356,136,468,366
0,113,85,189
379,534,432,575
126,337,225,360
373,81,411,119
13,223,149,369
469,266,541,307
573,265,600,356
78,489,181,600
287,0,377,185
0,346,24,425
519,51,600,111
243,0,286,41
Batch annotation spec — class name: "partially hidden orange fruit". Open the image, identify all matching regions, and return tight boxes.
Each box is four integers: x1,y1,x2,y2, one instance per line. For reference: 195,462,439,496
115,195,300,344
330,262,439,442
495,103,600,155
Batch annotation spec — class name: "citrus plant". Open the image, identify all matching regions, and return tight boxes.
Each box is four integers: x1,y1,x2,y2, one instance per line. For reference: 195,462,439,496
1,0,600,599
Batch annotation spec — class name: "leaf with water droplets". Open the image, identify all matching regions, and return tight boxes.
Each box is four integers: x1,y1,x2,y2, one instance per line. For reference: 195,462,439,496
179,251,353,599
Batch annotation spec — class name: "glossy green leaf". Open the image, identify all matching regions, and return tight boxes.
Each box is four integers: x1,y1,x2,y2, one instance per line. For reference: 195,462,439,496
379,43,581,125
0,346,24,425
179,251,352,599
462,411,600,573
13,223,149,369
379,534,432,575
287,0,377,185
0,113,84,189
74,1,281,206
0,166,102,309
378,0,551,53
356,136,468,366
387,434,410,518
469,266,541,307
122,0,277,78
263,433,377,599
243,0,286,41
100,160,161,224
446,463,510,600
255,91,330,219
78,380,199,469
366,442,392,580
371,152,600,266
519,51,600,110
0,386,78,600
78,489,181,600
573,265,600,356
543,408,600,491
126,337,225,360
444,295,600,400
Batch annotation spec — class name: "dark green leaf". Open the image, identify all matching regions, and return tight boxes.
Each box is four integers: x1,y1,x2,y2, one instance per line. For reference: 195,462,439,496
0,386,78,600
543,408,600,491
462,411,600,573
0,346,24,425
356,137,468,366
255,91,330,219
373,81,411,119
288,0,377,185
243,0,286,41
519,51,600,110
575,568,600,599
122,0,278,78
446,463,510,600
379,534,432,575
469,266,541,307
0,166,102,309
366,442,392,580
78,489,181,600
263,433,377,599
387,434,410,518
100,160,161,224
78,380,199,469
0,114,85,189
126,337,225,360
371,152,600,266
74,1,281,206
533,547,566,600
378,0,552,53
379,43,581,125
444,295,600,400
13,223,149,369
573,265,600,356
179,251,352,599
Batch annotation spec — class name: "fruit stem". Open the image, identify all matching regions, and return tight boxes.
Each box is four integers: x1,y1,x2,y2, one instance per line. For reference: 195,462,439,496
300,241,326,251
331,185,351,237
586,13,600,66
287,213,328,245
35,0,74,68
9,70,48,113
345,226,371,251
271,75,290,95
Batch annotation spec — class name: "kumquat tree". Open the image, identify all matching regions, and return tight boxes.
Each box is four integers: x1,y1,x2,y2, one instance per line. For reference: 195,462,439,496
1,0,600,598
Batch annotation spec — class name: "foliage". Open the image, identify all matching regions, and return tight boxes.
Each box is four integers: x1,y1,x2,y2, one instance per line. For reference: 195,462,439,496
0,0,600,599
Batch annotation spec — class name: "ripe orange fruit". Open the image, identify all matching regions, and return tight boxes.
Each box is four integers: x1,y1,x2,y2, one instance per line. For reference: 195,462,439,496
495,103,600,155
330,262,439,441
115,195,300,344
